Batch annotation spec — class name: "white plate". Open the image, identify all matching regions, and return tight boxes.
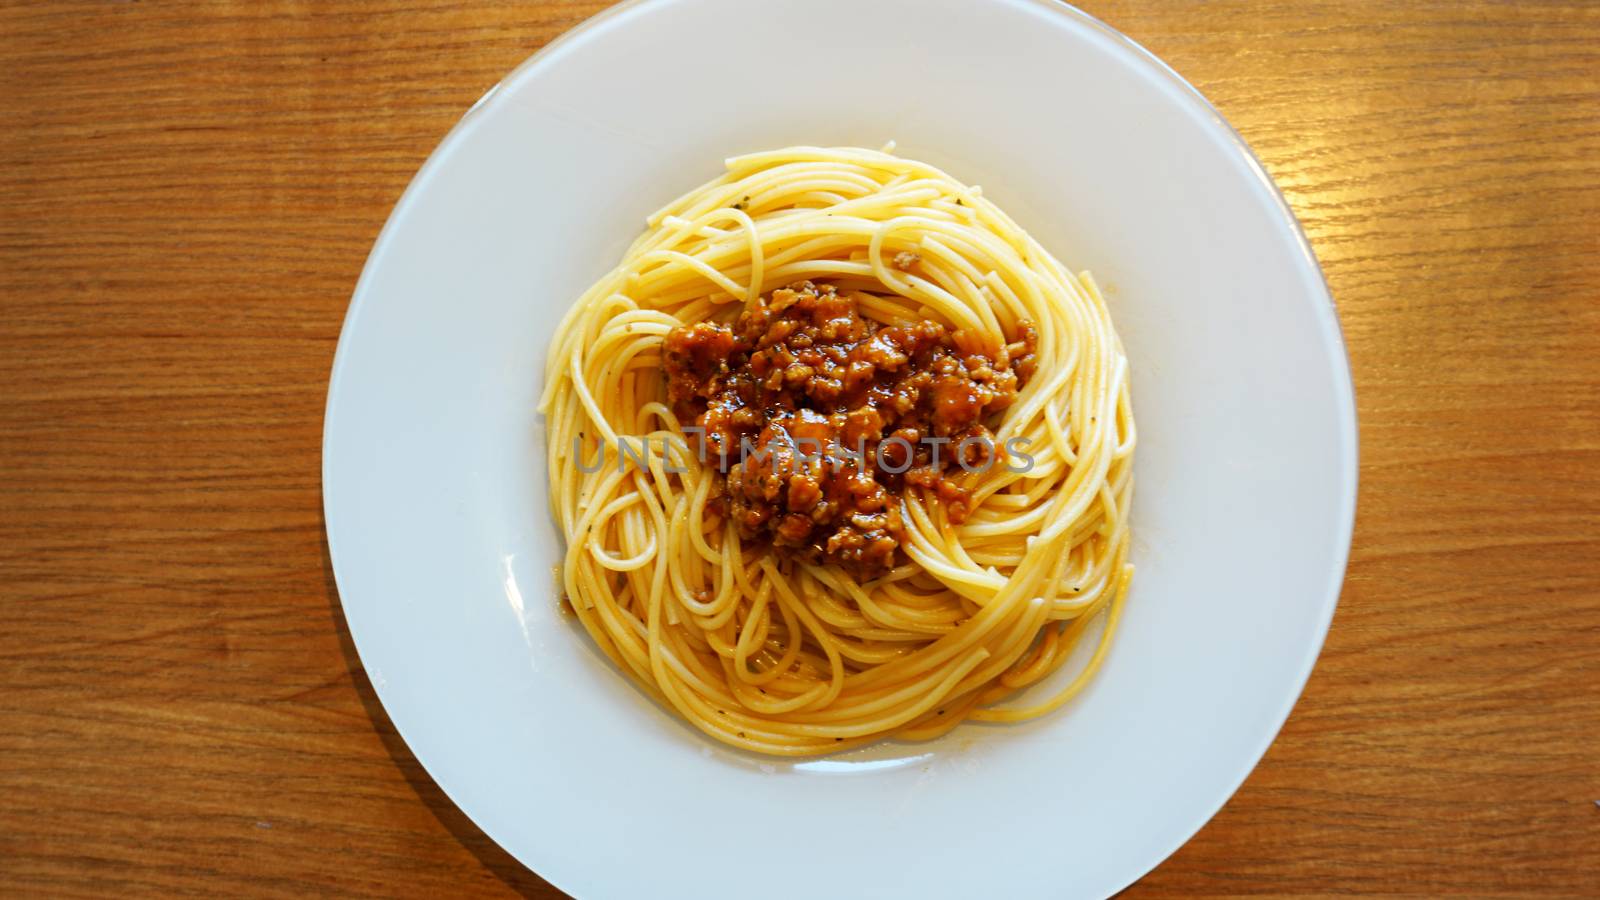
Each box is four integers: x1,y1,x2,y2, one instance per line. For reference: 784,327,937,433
323,1,1357,896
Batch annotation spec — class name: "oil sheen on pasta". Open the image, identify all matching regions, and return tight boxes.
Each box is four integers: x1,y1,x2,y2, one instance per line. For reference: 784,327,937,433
539,146,1134,756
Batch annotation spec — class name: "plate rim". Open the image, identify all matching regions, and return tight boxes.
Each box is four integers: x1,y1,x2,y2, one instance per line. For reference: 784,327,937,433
322,0,1359,895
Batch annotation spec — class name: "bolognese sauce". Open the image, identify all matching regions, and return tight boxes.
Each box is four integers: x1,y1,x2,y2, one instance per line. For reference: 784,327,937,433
664,281,1035,576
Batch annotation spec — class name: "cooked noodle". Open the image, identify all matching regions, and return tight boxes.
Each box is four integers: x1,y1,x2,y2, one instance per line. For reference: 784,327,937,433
539,146,1134,755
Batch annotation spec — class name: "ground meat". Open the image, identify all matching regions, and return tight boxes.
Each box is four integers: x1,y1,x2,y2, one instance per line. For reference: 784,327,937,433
662,281,1034,577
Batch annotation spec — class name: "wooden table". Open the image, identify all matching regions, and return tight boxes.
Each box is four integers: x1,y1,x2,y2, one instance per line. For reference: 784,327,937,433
3,1,1597,895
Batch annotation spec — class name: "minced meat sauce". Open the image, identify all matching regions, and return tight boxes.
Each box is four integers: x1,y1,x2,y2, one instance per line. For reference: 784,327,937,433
663,281,1036,576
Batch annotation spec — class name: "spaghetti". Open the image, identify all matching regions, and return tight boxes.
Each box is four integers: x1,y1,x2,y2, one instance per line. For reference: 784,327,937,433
539,146,1134,755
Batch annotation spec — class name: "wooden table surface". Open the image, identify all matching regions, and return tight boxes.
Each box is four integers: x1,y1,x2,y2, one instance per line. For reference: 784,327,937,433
4,1,1598,896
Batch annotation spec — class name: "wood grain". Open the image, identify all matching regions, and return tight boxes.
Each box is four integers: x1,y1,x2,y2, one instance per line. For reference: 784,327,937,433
2,1,1596,896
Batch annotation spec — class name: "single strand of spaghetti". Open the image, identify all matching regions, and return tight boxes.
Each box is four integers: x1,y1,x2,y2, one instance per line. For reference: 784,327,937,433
850,290,924,324
789,182,931,227
967,470,1054,515
729,591,777,675
613,506,657,589
564,460,634,553
631,248,749,297
959,531,1030,565
654,168,872,232
866,600,959,628
803,563,933,630
758,236,886,276
566,351,618,445
575,570,651,683
915,235,1004,315
927,195,980,223
987,617,1091,700
899,500,1006,596
1046,545,1121,617
744,172,885,202
867,220,986,333
611,368,637,434
841,628,937,646
910,260,1001,344
656,216,736,242
800,636,908,669
659,294,724,326
645,618,749,708
668,656,847,736
606,306,690,330
759,259,878,286
803,588,869,631
771,644,980,723
992,339,1077,446
836,584,1031,691
670,620,731,676
705,217,905,264
766,648,991,738
948,596,1055,695
727,669,834,716
699,614,740,663
584,493,657,572
978,269,1037,354
805,567,957,635
667,522,744,630
724,146,920,180
663,532,724,619
661,520,708,619
734,584,806,690
1032,457,1108,551
547,406,586,516
1093,480,1121,539
760,559,848,711
895,692,986,741
933,226,1038,299
635,400,682,435
631,435,682,513
1040,523,1081,603
916,494,1002,579
897,538,1005,600
712,519,742,594
1113,394,1137,460
909,242,1005,339
1043,399,1078,463
680,206,763,303
872,582,967,617
663,518,733,621
665,688,848,753
971,565,1131,722
726,646,832,711
1002,619,1066,688
969,469,1054,517
722,163,885,202
957,496,1054,540
787,190,853,206
537,281,629,413
730,608,781,673
683,470,724,564
760,233,862,269
859,564,929,594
